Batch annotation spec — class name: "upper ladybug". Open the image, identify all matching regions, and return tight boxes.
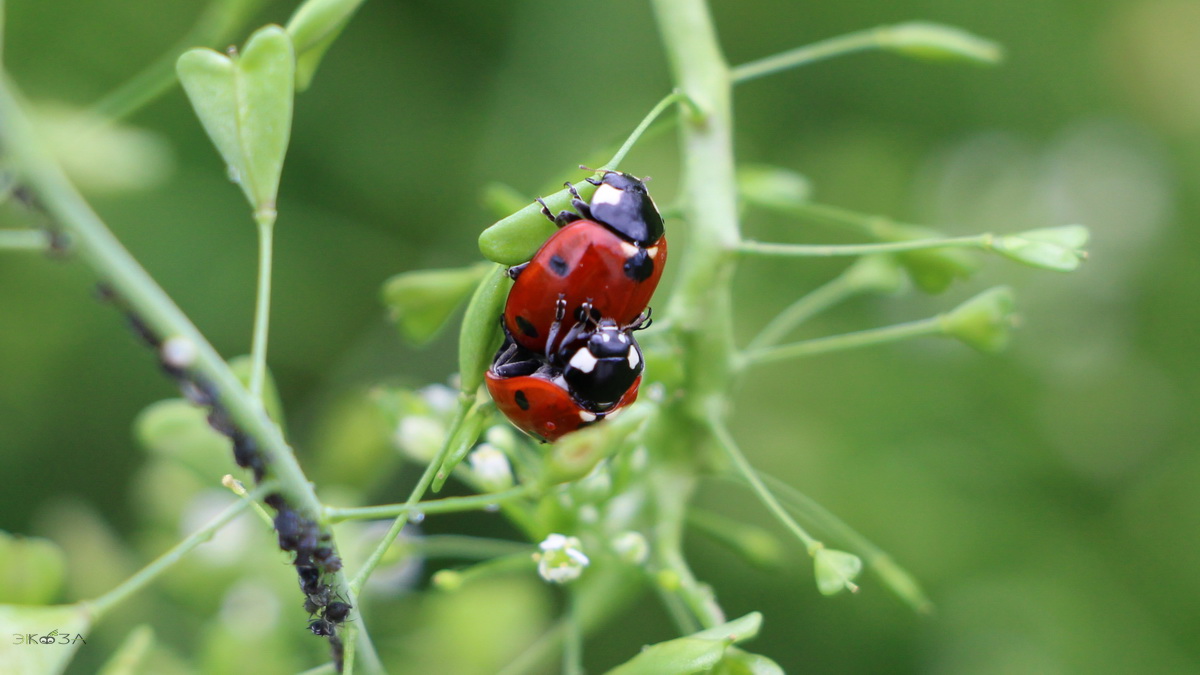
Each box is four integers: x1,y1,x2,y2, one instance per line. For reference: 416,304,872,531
504,171,667,356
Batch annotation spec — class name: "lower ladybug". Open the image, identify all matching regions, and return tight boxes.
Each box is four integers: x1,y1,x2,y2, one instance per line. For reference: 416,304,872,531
553,305,649,408
486,334,640,443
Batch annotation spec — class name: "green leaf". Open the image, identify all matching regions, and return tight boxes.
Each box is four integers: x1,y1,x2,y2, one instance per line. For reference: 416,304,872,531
97,625,154,675
0,603,92,675
457,264,512,393
879,22,1004,66
286,0,366,90
134,399,229,476
814,548,863,596
605,613,764,675
177,25,295,219
383,263,491,346
714,648,785,675
939,286,1017,353
478,181,597,265
992,225,1090,271
0,532,66,604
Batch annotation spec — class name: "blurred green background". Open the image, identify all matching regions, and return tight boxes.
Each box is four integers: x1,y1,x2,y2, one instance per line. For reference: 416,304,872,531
2,0,1198,673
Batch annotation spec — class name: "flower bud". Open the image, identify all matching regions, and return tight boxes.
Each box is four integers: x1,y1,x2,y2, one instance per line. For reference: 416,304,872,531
878,22,1003,66
939,286,1017,353
991,225,1090,271
467,444,514,492
813,548,863,596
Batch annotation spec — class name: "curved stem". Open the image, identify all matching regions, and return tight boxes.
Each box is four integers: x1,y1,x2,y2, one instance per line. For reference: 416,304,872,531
732,26,892,84
89,0,270,122
739,235,990,258
0,74,380,674
741,316,942,368
87,481,273,617
327,485,535,523
746,270,859,351
603,91,692,170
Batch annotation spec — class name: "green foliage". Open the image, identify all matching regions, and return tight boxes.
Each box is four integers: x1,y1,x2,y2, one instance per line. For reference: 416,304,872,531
177,25,295,220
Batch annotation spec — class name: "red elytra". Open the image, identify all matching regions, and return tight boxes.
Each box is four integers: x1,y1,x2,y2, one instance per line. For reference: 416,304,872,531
503,219,666,356
485,368,641,443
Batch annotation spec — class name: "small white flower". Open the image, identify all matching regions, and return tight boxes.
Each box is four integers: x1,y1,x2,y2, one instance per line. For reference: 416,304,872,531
468,443,513,491
535,533,589,584
611,531,649,565
394,416,443,462
419,384,458,414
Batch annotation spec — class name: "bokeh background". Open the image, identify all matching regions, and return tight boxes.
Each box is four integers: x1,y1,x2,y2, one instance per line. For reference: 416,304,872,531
2,0,1198,673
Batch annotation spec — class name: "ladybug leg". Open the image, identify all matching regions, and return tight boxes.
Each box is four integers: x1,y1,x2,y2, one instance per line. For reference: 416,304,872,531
564,181,594,220
535,196,582,228
628,307,653,332
544,295,570,358
507,262,528,280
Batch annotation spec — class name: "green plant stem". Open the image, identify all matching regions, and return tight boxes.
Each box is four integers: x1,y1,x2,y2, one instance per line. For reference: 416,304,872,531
652,469,725,629
326,485,535,523
746,268,861,351
731,24,902,84
89,0,270,122
741,316,942,368
0,75,381,675
400,534,533,560
249,215,274,402
739,234,991,258
563,593,584,675
0,228,50,251
86,482,272,617
603,90,691,170
350,429,458,594
756,472,933,614
707,419,823,555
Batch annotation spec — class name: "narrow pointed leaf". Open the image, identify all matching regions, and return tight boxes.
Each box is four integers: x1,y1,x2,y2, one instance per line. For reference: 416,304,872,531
0,604,92,675
383,263,491,345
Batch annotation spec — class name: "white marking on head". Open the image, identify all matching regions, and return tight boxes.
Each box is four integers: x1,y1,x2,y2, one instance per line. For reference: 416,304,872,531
620,241,639,258
569,349,598,374
579,410,597,422
592,183,623,208
628,347,641,369
646,246,659,258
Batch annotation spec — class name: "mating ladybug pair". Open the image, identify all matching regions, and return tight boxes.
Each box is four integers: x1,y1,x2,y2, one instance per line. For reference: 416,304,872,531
485,170,667,442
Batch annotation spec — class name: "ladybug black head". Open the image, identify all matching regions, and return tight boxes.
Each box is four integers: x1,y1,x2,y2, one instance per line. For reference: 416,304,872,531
584,171,664,246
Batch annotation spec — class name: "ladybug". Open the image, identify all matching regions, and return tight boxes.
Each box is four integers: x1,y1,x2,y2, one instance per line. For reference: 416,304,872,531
486,334,641,443
553,304,649,407
504,170,666,356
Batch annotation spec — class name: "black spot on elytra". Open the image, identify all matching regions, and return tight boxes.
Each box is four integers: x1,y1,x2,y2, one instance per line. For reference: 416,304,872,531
515,390,530,410
516,315,538,338
623,249,654,282
548,254,569,276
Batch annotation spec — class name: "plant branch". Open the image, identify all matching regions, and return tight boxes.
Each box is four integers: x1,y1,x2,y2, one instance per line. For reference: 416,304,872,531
746,267,861,351
327,485,535,523
740,316,942,368
0,228,50,251
603,90,692,171
86,481,273,617
249,215,274,401
739,234,991,258
0,74,381,674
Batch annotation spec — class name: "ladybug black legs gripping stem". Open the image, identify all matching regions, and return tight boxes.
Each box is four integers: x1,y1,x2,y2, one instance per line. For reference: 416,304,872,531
535,195,584,228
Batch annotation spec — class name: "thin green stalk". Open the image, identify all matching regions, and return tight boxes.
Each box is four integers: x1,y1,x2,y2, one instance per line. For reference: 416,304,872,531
399,534,532,560
327,484,535,523
741,316,942,368
652,468,724,629
86,482,272,617
734,23,943,84
249,215,274,402
89,0,269,122
739,234,990,258
757,472,932,614
0,228,50,251
746,270,859,351
654,583,702,635
350,436,456,594
0,75,381,675
707,419,822,555
603,90,691,170
563,593,584,675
